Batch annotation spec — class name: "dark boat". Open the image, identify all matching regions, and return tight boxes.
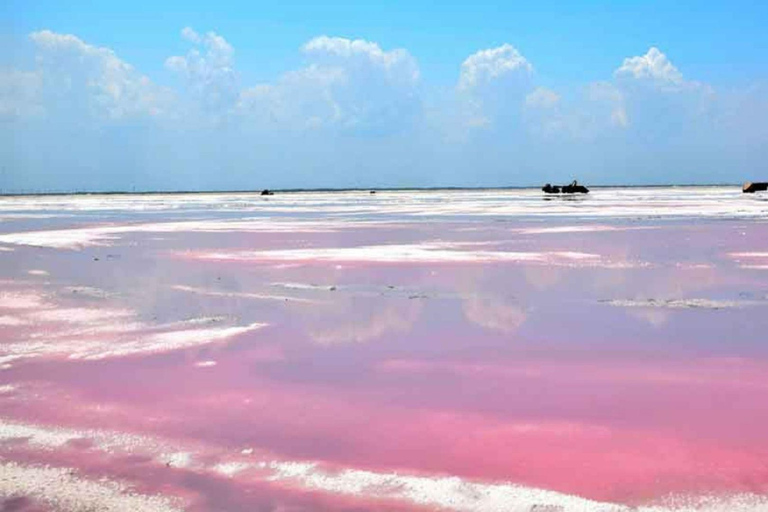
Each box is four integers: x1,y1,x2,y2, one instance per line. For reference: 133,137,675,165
543,180,589,194
260,189,274,196
743,182,768,193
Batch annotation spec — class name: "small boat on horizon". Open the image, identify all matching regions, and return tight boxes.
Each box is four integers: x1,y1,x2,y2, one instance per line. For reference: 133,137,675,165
743,182,768,193
542,180,589,194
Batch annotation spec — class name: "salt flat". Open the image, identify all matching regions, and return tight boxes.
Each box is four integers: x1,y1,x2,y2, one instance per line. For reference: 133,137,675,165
1,188,767,511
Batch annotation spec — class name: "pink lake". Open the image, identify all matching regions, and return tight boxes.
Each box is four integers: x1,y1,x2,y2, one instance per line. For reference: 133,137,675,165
1,187,768,511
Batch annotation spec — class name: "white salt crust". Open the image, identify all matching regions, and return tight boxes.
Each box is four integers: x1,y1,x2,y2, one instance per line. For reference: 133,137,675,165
2,418,766,512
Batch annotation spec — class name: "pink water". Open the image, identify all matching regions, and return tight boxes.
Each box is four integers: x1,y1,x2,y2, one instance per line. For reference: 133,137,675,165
1,189,768,511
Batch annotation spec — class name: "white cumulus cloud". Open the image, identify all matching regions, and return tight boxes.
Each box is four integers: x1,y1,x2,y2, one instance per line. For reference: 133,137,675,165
458,44,532,92
165,27,238,115
238,36,421,133
615,47,684,86
301,36,419,86
454,44,534,130
525,87,560,109
29,30,169,120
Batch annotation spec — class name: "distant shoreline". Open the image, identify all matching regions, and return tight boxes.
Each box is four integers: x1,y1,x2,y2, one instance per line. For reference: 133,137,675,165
0,183,743,198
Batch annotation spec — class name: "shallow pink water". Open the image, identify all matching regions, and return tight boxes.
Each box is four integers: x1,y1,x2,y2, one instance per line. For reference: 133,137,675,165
1,189,768,511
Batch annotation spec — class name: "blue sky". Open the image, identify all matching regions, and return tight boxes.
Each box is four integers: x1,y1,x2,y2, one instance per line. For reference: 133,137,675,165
2,0,768,191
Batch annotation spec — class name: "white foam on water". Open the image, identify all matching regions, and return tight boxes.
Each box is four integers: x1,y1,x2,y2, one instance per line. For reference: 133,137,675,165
27,269,50,276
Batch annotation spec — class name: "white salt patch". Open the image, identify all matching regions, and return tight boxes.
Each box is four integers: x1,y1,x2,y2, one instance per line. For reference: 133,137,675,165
271,282,329,291
0,218,386,250
62,286,116,299
729,252,768,258
0,316,26,326
172,285,316,303
171,315,228,326
195,360,217,368
0,385,17,394
34,308,136,324
0,228,122,249
0,461,183,512
0,418,178,462
0,291,47,309
729,252,768,269
2,311,264,364
266,461,768,512
0,284,266,363
188,244,606,267
601,298,761,310
643,493,768,512
0,421,81,448
519,225,622,234
1,417,765,511
213,461,251,477
159,452,192,468
267,461,626,512
675,263,714,269
69,322,266,361
1,187,766,221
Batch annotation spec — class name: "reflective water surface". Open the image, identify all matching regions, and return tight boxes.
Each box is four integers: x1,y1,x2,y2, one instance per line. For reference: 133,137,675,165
1,188,768,511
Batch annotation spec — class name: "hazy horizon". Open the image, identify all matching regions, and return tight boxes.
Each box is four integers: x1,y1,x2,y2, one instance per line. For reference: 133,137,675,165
0,182,753,196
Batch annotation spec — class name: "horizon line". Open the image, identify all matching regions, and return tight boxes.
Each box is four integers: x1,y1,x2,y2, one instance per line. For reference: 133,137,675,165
0,183,747,198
